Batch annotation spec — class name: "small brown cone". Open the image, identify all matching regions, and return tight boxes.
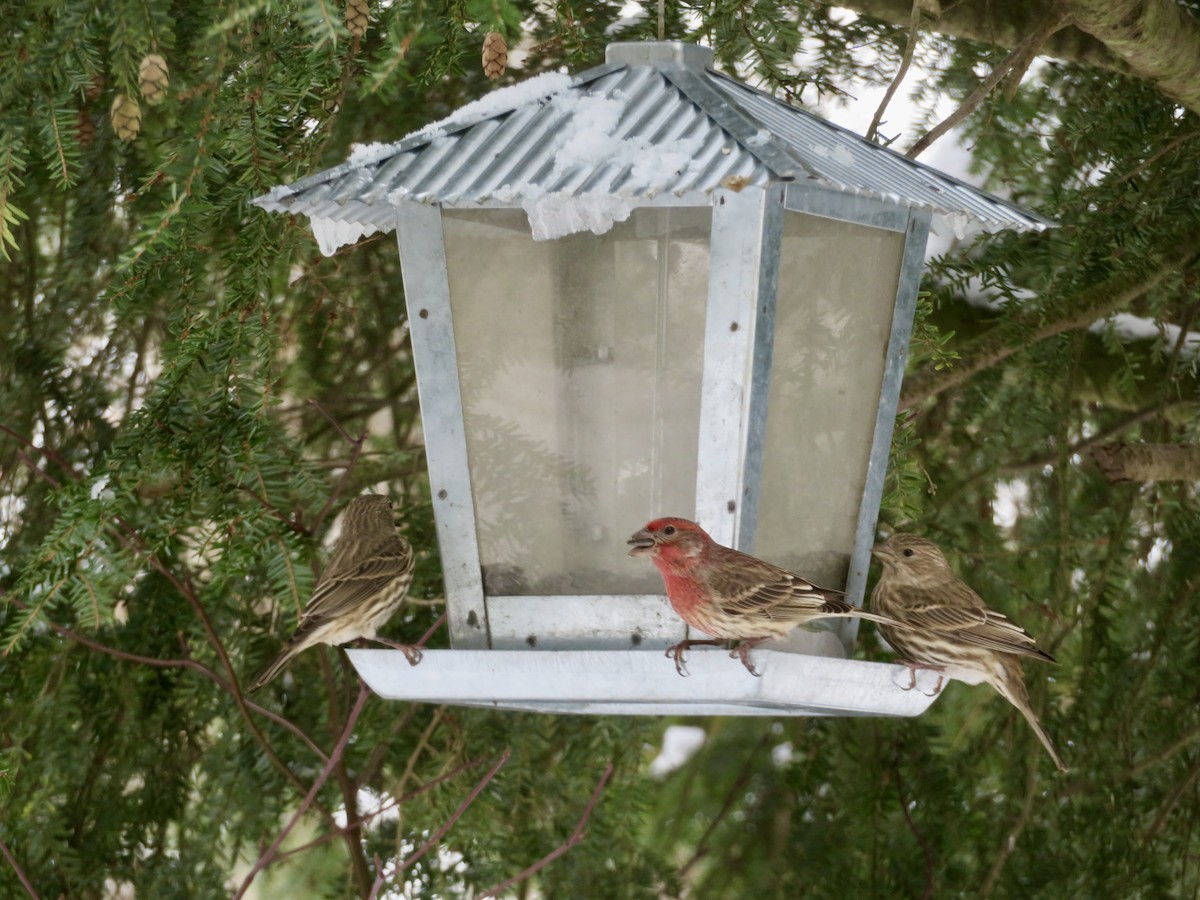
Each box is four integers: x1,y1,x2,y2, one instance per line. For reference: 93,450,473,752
345,0,369,37
85,74,104,102
76,107,95,148
138,54,170,105
110,94,142,142
482,31,507,80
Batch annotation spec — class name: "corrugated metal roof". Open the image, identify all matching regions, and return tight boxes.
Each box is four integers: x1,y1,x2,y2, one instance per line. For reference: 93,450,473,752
253,41,1052,243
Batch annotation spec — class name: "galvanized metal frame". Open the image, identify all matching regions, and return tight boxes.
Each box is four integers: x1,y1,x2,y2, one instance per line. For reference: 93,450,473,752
394,201,489,648
695,184,784,552
349,647,945,717
839,207,932,645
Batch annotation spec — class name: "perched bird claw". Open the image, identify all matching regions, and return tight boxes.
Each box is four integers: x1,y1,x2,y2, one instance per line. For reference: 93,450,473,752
405,647,423,666
731,641,764,677
665,643,691,677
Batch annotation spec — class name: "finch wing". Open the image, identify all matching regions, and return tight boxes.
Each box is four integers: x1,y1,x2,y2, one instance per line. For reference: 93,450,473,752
898,600,1054,662
706,550,845,622
300,534,414,625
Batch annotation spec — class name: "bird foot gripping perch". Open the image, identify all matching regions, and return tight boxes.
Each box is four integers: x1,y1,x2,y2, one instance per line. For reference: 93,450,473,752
665,639,724,677
896,661,945,697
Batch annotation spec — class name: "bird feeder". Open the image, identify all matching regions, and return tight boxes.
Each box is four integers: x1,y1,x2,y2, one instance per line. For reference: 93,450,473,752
253,41,1051,716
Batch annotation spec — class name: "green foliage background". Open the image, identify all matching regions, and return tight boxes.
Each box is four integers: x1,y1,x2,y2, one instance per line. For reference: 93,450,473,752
1,0,1198,897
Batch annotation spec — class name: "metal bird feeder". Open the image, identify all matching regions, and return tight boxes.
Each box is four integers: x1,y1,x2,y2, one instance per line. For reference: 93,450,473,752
254,41,1051,716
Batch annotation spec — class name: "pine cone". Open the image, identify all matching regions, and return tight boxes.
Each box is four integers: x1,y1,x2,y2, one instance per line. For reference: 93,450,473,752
85,74,104,102
110,94,142,142
138,54,169,105
76,107,95,148
345,0,369,37
482,31,507,80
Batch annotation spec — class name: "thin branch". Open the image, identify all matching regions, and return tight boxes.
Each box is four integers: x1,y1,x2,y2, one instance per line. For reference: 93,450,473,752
479,761,614,898
678,732,772,877
234,684,372,899
900,239,1200,409
894,766,933,900
1144,754,1200,845
866,0,922,144
395,748,512,873
979,761,1042,897
3,596,328,763
0,835,40,900
308,398,367,526
275,753,495,865
906,12,1069,159
0,421,79,480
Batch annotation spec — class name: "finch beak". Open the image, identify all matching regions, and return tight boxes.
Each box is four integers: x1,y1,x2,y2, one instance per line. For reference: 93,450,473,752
870,545,890,561
627,529,656,557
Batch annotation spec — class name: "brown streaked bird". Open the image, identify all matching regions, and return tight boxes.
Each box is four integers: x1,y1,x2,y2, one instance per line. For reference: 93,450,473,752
871,533,1067,772
628,517,906,676
249,495,418,693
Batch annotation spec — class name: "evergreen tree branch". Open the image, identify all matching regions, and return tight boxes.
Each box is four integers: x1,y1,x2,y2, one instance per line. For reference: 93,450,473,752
478,760,615,899
905,11,1070,159
0,834,40,900
900,239,1200,409
234,683,372,899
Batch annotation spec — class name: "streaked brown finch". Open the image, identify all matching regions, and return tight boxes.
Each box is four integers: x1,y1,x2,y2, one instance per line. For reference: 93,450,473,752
249,494,418,693
871,533,1067,772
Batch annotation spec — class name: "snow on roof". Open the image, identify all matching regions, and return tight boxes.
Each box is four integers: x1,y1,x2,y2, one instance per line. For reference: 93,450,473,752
254,42,1053,255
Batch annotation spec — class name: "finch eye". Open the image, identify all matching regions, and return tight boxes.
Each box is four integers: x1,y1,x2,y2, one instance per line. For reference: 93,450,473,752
902,548,914,558
662,525,676,536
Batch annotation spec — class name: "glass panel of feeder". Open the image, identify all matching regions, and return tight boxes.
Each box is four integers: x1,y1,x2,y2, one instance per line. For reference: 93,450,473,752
442,207,711,596
754,213,905,589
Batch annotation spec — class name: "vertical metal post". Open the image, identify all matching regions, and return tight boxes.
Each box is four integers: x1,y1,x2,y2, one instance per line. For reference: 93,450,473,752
695,185,783,552
394,202,489,648
840,208,932,645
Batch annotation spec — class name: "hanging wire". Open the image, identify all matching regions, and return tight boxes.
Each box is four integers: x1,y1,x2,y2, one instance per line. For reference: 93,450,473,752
658,0,664,40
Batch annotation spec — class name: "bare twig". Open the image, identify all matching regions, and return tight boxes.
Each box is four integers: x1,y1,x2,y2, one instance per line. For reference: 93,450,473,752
3,596,328,763
392,748,512,874
866,0,922,144
234,684,372,899
678,732,771,877
275,752,495,864
894,766,934,900
479,761,615,898
906,13,1069,159
0,835,40,900
980,762,1041,897
308,398,367,526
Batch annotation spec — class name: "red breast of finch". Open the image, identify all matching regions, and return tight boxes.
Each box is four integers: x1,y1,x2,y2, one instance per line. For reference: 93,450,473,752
871,533,1067,772
249,494,419,693
628,517,904,675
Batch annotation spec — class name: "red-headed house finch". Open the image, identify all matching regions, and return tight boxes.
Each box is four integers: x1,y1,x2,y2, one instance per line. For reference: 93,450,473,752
628,517,906,676
870,534,1067,772
249,495,418,693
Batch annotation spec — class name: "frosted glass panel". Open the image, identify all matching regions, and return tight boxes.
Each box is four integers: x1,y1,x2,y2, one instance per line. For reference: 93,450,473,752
443,208,711,595
755,214,904,587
